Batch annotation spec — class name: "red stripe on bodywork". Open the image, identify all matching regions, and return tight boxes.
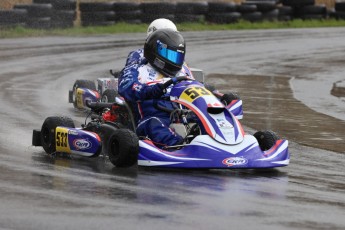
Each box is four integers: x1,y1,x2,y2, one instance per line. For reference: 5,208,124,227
172,99,214,138
264,140,283,156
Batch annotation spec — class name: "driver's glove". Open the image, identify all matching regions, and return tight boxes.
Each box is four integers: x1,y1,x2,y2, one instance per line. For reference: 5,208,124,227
145,83,166,99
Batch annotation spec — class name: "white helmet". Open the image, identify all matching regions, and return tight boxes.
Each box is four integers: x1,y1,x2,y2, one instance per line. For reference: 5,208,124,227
146,18,178,37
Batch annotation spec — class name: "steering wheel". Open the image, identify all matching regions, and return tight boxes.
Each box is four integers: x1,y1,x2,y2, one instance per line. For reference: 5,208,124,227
162,76,190,89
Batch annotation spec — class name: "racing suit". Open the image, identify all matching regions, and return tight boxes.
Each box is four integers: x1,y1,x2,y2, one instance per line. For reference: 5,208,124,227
118,48,194,148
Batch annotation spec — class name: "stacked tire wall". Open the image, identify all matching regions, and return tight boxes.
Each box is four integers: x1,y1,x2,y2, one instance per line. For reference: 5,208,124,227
331,0,345,19
1,0,76,29
0,1,344,29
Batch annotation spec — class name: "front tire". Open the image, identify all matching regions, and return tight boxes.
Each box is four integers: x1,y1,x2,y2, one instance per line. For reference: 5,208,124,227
107,129,139,167
254,130,279,151
41,116,75,154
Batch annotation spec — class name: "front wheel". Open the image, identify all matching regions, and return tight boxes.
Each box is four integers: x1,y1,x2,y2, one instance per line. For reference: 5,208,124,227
41,116,75,154
107,129,139,167
254,130,279,151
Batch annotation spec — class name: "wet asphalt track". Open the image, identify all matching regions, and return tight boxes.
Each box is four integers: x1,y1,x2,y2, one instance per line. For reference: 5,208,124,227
0,28,344,229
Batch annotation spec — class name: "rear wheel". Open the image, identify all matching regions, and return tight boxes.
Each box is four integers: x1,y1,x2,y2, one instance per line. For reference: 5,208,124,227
101,89,117,102
254,130,279,151
221,92,241,105
41,116,75,154
72,80,96,108
107,129,139,167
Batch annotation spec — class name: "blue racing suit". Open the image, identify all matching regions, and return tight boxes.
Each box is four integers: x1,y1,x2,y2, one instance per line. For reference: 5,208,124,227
118,48,194,148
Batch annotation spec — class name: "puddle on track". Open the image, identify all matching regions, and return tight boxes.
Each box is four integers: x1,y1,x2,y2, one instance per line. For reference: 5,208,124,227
206,74,345,154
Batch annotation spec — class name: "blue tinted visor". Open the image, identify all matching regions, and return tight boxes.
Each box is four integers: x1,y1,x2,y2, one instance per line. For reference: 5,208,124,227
157,41,184,65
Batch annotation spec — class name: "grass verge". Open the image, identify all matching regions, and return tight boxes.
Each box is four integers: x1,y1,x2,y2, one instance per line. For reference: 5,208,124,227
1,19,345,38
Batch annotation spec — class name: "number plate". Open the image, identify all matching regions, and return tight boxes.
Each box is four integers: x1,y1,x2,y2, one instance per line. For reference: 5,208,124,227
56,127,70,153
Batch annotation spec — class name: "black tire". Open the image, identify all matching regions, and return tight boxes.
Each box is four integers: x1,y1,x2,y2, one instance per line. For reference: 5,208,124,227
295,5,327,15
79,2,114,12
335,2,345,12
72,80,96,107
116,10,142,21
207,2,237,13
281,0,315,7
333,11,345,19
107,129,139,167
262,9,279,21
175,14,205,23
51,10,76,28
141,2,176,14
26,4,53,17
141,14,175,24
300,14,326,20
204,83,216,92
278,6,293,16
33,0,52,3
243,1,278,12
175,2,209,15
242,11,263,22
41,116,75,154
101,89,117,103
0,9,27,25
73,79,96,91
254,130,279,151
113,2,140,12
81,21,116,27
206,12,241,24
81,11,116,22
52,0,76,11
221,92,241,105
26,17,52,29
237,4,257,13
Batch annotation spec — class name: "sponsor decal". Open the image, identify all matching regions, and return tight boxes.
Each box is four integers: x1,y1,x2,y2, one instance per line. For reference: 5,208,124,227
73,139,92,150
216,118,231,128
148,68,156,78
68,130,78,136
222,157,248,167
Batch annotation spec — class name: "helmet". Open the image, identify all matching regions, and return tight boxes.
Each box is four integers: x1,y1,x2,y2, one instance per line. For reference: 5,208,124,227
147,18,177,38
144,29,185,77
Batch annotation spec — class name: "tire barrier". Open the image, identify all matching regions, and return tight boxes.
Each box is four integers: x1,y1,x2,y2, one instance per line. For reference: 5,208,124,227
330,1,345,20
0,9,27,27
1,1,343,29
141,2,176,23
80,2,115,26
113,2,141,24
8,0,76,29
175,2,208,23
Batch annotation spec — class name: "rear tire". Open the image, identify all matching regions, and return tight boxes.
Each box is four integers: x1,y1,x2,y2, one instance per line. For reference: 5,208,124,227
101,89,117,102
107,129,139,167
221,92,240,105
254,130,279,151
41,116,75,154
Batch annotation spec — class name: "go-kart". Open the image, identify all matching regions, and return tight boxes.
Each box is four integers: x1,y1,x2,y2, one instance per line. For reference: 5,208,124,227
68,70,120,109
32,76,289,169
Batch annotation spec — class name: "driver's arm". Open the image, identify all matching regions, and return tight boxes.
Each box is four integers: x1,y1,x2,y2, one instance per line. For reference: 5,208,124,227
118,64,165,102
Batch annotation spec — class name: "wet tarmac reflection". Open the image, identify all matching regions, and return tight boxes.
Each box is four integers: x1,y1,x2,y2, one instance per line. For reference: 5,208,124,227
207,74,345,154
